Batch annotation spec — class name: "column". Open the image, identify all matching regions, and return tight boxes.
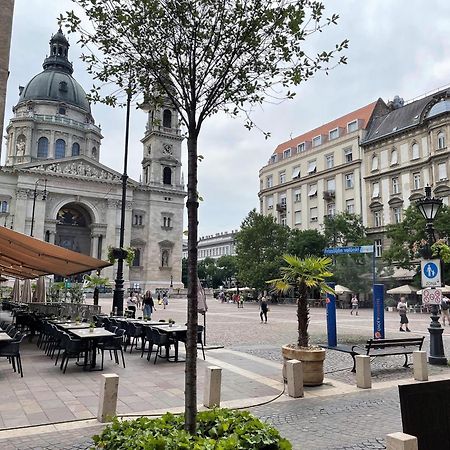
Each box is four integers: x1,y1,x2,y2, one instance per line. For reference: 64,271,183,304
91,234,99,258
14,189,28,233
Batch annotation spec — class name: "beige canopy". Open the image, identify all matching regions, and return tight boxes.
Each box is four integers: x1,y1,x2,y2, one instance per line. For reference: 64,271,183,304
334,284,352,295
0,226,111,279
386,284,418,295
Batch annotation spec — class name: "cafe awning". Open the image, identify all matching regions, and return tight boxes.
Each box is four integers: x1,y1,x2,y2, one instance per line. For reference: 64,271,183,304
0,226,112,279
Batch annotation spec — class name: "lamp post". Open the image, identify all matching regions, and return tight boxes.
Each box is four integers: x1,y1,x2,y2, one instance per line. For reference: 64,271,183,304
415,185,447,365
112,87,132,316
30,178,47,237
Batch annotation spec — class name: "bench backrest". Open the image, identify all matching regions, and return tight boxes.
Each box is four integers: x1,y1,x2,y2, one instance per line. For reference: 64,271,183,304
365,337,424,351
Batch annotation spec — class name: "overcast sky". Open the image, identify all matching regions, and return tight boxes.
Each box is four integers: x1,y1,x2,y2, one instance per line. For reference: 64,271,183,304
4,1,450,236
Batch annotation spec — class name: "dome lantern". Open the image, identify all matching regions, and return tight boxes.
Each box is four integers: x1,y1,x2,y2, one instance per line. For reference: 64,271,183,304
43,27,73,74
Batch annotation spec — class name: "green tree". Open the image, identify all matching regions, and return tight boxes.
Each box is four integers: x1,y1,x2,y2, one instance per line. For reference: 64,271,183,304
235,210,290,290
287,229,327,258
63,0,347,431
216,255,238,288
324,212,368,247
268,255,333,347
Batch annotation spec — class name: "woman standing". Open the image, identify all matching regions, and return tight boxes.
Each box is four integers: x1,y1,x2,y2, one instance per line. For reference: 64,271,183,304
259,294,269,323
143,290,155,319
397,296,410,332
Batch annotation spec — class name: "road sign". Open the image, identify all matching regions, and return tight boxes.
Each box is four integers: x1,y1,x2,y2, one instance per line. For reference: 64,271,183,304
324,245,374,255
422,288,442,305
421,259,441,288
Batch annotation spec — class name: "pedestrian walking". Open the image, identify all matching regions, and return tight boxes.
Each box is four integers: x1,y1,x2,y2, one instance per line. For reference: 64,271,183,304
441,296,450,326
162,291,169,309
143,290,155,319
350,294,359,315
259,294,269,323
397,296,410,332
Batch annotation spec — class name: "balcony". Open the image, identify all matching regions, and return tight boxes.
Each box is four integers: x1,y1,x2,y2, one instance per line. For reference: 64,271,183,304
323,190,335,201
276,203,287,212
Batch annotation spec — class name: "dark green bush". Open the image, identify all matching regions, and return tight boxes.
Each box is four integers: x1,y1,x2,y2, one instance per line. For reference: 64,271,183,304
92,408,292,449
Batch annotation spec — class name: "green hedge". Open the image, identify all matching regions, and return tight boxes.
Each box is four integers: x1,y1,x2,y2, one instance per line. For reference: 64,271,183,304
92,408,292,449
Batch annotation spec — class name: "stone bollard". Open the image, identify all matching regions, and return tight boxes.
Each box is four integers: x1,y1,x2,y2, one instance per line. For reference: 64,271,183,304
355,355,371,389
386,432,418,450
97,374,119,423
203,366,222,408
413,350,428,381
285,359,303,398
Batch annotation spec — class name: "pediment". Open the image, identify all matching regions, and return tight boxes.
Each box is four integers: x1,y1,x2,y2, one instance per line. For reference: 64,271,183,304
16,156,124,183
388,196,404,206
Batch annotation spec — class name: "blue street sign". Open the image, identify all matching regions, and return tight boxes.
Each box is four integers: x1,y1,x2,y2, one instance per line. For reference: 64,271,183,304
373,284,385,339
324,245,374,255
421,259,441,288
423,262,438,279
326,282,337,347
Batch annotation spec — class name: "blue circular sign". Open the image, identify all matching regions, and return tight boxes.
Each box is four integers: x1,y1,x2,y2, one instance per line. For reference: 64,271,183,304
423,262,438,279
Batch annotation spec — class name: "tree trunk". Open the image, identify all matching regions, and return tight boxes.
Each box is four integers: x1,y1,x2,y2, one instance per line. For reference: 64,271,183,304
185,129,199,433
297,281,309,347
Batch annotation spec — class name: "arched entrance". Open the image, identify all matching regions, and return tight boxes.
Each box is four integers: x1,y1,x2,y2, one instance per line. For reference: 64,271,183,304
55,203,92,256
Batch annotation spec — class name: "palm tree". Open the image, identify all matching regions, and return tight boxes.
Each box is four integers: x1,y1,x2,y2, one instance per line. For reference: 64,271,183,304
268,255,334,348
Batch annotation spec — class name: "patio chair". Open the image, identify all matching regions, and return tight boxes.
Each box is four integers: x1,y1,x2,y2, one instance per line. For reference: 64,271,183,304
0,333,26,377
125,322,143,353
97,329,126,370
141,326,154,361
150,328,171,364
60,335,88,374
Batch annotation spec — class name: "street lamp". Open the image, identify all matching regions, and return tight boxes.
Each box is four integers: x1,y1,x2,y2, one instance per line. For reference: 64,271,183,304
112,87,132,316
415,185,446,365
30,178,47,237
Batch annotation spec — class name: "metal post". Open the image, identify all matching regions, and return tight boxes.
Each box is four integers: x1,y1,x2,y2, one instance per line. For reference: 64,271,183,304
112,88,132,317
30,178,47,237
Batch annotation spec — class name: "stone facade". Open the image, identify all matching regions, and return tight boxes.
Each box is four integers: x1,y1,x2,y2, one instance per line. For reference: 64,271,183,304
0,27,185,291
183,230,238,261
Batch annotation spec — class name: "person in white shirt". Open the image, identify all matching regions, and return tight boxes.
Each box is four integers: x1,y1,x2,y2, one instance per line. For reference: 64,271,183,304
441,296,450,326
350,294,359,316
397,297,410,332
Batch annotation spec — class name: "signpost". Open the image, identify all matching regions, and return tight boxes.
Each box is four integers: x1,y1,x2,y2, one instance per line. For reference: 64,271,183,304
421,259,441,288
422,288,442,305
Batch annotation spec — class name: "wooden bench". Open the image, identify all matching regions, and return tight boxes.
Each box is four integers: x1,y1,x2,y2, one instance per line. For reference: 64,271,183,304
321,337,425,372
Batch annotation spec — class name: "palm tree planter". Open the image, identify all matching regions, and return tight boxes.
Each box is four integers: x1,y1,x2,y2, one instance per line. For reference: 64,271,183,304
269,255,334,386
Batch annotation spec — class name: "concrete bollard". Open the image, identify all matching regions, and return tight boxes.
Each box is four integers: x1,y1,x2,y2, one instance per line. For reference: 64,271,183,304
97,374,119,423
355,355,371,389
413,350,428,381
203,366,222,408
285,359,303,398
386,432,418,450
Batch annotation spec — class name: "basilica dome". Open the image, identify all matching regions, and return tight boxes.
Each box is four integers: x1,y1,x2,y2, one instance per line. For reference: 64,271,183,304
17,28,91,113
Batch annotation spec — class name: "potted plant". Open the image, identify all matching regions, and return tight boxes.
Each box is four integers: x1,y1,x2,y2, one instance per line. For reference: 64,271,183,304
107,246,136,266
89,321,95,332
268,255,334,386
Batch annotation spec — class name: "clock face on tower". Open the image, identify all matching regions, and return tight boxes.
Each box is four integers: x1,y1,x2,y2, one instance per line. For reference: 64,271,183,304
163,143,173,155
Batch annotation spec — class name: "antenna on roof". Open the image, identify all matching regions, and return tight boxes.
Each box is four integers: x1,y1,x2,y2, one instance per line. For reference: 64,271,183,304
289,132,293,140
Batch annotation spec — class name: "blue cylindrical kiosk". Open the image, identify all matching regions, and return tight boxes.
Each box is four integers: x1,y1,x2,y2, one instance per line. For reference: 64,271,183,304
373,283,385,339
326,282,337,347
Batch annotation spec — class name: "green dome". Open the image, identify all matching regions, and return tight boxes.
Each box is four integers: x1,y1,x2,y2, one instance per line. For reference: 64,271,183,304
18,70,91,113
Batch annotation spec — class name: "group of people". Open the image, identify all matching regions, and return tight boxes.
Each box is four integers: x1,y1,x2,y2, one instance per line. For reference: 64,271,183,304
126,290,170,319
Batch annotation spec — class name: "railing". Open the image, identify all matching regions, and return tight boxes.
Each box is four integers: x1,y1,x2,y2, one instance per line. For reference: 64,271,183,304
13,112,101,133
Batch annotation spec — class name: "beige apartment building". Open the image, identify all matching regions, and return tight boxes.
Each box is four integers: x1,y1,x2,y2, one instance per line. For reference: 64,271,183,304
259,100,388,231
361,90,450,257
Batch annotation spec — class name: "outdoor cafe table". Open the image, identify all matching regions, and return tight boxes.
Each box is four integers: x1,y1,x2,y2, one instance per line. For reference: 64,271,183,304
0,332,13,343
57,322,92,330
151,325,188,362
69,328,115,370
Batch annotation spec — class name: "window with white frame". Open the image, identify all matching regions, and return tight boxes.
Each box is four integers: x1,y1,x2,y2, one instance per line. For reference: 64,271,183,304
307,160,317,174
310,207,318,222
374,210,382,227
392,177,400,194
438,162,447,181
312,136,322,147
297,142,305,153
294,210,302,224
327,203,336,216
371,155,379,171
325,153,334,169
308,184,317,197
279,171,286,184
283,148,291,159
391,149,398,165
292,166,301,179
280,214,287,226
266,175,273,188
347,120,358,133
344,147,353,163
329,128,339,140
374,239,383,257
438,131,446,149
0,200,8,213
346,199,354,214
280,193,287,206
393,206,402,224
413,172,421,190
345,172,354,189
267,195,274,209
372,181,380,198
412,143,420,160
326,178,335,192
294,189,301,203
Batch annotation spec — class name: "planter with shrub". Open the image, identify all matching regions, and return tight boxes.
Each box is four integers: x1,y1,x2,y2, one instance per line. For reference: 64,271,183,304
92,409,292,449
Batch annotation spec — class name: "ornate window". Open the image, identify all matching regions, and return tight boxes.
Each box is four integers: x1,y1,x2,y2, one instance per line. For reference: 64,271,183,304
374,239,383,257
55,139,66,159
132,248,141,267
279,171,286,184
371,155,378,171
438,132,446,149
72,142,80,156
391,149,398,165
1,201,8,213
163,109,172,128
92,147,97,158
163,167,172,185
37,137,48,158
392,177,400,194
161,249,170,267
412,143,420,159
413,172,421,190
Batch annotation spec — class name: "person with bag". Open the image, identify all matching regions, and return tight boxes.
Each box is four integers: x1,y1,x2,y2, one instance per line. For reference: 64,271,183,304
397,296,410,332
143,290,155,319
259,294,269,323
441,296,450,326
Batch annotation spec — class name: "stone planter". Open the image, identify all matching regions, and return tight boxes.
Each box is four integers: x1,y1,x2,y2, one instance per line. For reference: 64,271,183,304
282,345,326,386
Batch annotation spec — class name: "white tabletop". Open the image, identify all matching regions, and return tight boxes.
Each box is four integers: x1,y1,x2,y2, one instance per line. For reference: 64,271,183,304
70,328,115,338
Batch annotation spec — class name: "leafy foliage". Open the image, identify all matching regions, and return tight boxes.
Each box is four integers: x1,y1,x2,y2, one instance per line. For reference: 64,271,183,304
92,409,292,449
84,274,110,288
287,229,327,257
268,255,333,347
323,212,368,247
